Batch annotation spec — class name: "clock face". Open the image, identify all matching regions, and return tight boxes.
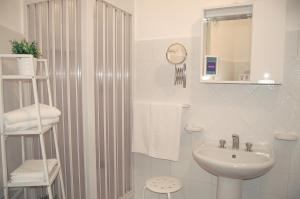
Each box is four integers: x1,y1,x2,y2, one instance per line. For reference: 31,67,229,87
166,43,187,64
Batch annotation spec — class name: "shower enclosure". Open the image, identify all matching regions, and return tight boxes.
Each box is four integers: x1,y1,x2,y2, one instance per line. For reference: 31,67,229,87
94,1,132,199
26,1,85,198
23,0,132,198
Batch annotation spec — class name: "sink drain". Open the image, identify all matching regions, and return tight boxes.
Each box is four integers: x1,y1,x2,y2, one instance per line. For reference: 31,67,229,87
232,154,236,158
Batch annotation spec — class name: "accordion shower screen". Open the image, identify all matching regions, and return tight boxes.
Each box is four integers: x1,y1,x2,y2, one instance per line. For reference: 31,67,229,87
94,1,132,199
26,0,132,199
26,1,85,199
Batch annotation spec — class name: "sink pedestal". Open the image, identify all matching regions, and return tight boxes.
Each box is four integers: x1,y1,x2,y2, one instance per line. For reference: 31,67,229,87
217,177,242,199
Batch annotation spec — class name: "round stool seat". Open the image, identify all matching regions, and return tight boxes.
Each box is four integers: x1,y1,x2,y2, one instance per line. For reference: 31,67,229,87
145,176,182,194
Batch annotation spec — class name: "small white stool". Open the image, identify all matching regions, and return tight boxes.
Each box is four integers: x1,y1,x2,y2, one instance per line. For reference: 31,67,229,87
143,176,183,199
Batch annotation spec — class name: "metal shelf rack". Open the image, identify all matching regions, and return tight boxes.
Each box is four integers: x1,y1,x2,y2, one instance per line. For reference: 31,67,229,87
0,54,66,199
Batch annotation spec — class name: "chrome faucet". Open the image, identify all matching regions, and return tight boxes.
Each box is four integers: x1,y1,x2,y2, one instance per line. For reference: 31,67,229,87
232,134,239,149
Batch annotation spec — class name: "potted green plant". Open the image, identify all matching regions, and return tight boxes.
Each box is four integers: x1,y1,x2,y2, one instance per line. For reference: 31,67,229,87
10,39,41,75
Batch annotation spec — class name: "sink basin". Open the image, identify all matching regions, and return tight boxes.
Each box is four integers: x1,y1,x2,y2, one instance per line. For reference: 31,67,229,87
192,142,275,179
192,142,275,199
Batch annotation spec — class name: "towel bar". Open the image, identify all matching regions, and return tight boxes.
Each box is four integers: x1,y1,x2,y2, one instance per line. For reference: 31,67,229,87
182,104,191,109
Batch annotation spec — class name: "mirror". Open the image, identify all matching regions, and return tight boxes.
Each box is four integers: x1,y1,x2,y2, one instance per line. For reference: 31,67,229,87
166,43,187,65
166,43,187,88
201,5,253,82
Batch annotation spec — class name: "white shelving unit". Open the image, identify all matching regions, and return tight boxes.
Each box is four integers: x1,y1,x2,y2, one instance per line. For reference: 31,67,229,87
0,54,66,199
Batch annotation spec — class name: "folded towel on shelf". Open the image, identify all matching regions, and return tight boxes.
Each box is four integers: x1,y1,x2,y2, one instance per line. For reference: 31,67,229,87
4,104,61,125
10,165,58,183
5,117,59,132
10,159,58,183
132,101,183,161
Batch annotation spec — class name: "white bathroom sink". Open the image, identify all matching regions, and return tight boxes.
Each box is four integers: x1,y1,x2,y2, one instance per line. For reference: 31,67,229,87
192,142,275,180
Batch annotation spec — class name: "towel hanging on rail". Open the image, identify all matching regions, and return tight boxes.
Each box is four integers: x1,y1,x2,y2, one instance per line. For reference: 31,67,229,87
132,101,183,161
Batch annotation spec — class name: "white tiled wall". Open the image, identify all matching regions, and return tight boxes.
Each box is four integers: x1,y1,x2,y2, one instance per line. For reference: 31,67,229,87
133,31,300,199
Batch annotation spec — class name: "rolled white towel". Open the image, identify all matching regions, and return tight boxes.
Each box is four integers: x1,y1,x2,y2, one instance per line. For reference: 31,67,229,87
4,104,61,125
5,117,59,132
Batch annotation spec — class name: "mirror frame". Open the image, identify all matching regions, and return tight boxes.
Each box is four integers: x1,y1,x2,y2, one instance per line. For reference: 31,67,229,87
200,3,255,84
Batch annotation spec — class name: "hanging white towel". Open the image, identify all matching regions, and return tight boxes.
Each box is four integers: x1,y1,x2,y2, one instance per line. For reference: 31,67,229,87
148,103,182,161
132,101,182,161
132,101,151,155
4,104,61,125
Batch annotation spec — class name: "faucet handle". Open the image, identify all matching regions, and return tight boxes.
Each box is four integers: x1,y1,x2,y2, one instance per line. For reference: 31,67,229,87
219,139,226,148
245,142,253,152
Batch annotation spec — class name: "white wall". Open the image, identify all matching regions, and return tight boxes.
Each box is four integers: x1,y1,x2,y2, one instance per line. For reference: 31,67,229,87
0,1,24,197
133,0,300,199
105,0,134,14
0,25,24,53
0,25,25,198
0,0,23,34
135,0,253,40
286,0,300,30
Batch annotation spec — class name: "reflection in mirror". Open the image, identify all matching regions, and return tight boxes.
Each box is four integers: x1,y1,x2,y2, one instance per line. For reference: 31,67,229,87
201,5,252,82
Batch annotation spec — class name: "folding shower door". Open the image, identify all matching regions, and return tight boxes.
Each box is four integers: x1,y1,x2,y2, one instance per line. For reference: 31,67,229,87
94,1,132,199
26,0,85,199
26,0,132,199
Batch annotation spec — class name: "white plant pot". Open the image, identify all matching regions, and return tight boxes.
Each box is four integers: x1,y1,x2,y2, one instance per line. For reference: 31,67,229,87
17,57,37,75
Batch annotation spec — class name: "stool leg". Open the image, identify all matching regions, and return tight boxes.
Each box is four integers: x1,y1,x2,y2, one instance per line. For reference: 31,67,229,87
167,193,171,199
143,186,147,199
